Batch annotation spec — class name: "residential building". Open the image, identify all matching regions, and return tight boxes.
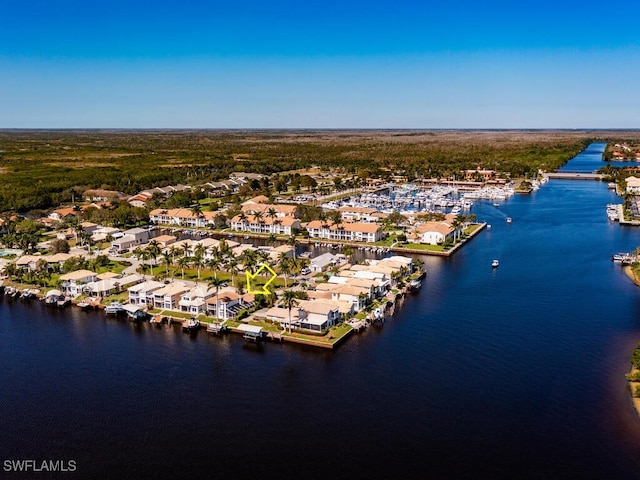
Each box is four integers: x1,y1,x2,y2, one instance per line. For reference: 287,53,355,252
178,285,216,315
297,300,341,332
626,176,640,194
305,221,384,243
60,269,98,297
152,283,190,310
206,292,255,320
149,208,218,228
128,280,165,306
111,227,150,252
230,215,301,235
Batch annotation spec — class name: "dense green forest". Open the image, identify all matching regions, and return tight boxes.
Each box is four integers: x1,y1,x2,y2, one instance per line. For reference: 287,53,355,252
0,129,620,213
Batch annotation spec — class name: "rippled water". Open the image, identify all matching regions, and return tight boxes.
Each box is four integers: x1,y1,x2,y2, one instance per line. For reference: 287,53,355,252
3,144,640,479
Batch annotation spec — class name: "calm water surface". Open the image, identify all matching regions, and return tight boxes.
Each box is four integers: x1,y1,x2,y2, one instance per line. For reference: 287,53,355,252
3,144,640,479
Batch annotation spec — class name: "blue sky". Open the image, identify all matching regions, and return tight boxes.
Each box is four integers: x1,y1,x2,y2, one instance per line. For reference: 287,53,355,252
1,0,639,128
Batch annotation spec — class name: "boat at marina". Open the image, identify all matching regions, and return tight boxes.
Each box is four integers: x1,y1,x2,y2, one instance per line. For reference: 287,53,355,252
492,259,500,268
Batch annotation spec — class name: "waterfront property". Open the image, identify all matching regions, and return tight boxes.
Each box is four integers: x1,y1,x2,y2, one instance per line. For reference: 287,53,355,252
305,220,384,242
60,269,98,297
230,214,301,235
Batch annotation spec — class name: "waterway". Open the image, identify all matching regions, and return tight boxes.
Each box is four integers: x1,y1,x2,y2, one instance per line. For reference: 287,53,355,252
3,143,640,479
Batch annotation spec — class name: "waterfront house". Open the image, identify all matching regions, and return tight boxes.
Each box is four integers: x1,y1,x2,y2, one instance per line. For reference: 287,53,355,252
230,214,301,236
206,291,255,320
412,220,456,245
15,255,41,272
128,280,165,306
178,285,216,315
153,235,177,248
60,269,98,297
626,176,640,194
152,283,190,310
297,300,341,332
305,221,384,243
265,305,300,329
84,274,142,297
337,206,380,223
310,252,337,273
330,285,370,311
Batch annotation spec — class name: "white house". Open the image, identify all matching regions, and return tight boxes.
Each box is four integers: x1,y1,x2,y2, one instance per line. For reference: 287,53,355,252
152,283,190,310
230,215,301,235
310,252,337,273
305,221,384,243
128,280,165,306
59,269,97,297
206,292,255,320
179,285,216,315
626,176,640,194
297,300,341,332
111,227,150,252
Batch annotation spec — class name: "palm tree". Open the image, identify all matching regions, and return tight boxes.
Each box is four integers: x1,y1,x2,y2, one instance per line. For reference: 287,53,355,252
266,207,278,225
192,249,205,282
208,277,226,321
206,253,222,281
180,242,192,259
146,240,161,274
227,259,239,288
287,234,299,260
177,256,190,280
240,249,258,272
278,254,293,288
162,251,173,277
280,290,299,333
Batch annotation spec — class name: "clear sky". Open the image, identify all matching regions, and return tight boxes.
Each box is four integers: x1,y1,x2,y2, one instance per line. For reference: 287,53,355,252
1,0,639,128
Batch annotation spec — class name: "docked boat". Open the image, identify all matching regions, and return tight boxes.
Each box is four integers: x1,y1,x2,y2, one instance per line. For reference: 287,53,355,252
44,289,63,305
150,314,167,326
182,318,200,332
612,253,633,264
76,301,91,310
408,278,422,291
4,286,17,298
492,259,500,268
104,301,124,315
207,322,228,335
57,297,71,308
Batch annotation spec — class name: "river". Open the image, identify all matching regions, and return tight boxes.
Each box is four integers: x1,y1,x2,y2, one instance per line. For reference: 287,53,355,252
2,143,640,479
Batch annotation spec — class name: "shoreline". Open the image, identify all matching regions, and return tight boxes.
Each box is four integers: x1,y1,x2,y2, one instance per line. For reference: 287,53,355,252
622,265,640,417
628,366,640,418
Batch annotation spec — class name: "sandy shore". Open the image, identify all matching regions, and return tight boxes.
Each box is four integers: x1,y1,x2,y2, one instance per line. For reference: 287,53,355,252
623,265,640,286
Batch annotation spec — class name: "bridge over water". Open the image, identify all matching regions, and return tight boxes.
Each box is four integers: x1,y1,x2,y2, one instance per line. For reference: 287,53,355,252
546,172,605,181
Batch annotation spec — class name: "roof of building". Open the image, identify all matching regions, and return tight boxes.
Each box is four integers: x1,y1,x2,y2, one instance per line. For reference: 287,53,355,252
242,195,270,205
60,269,96,281
306,221,381,233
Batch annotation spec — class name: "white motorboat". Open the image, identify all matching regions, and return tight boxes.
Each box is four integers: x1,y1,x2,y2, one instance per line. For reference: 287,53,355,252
492,259,500,268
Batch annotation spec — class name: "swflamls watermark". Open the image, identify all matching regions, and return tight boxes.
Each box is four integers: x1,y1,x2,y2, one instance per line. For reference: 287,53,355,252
3,459,77,473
